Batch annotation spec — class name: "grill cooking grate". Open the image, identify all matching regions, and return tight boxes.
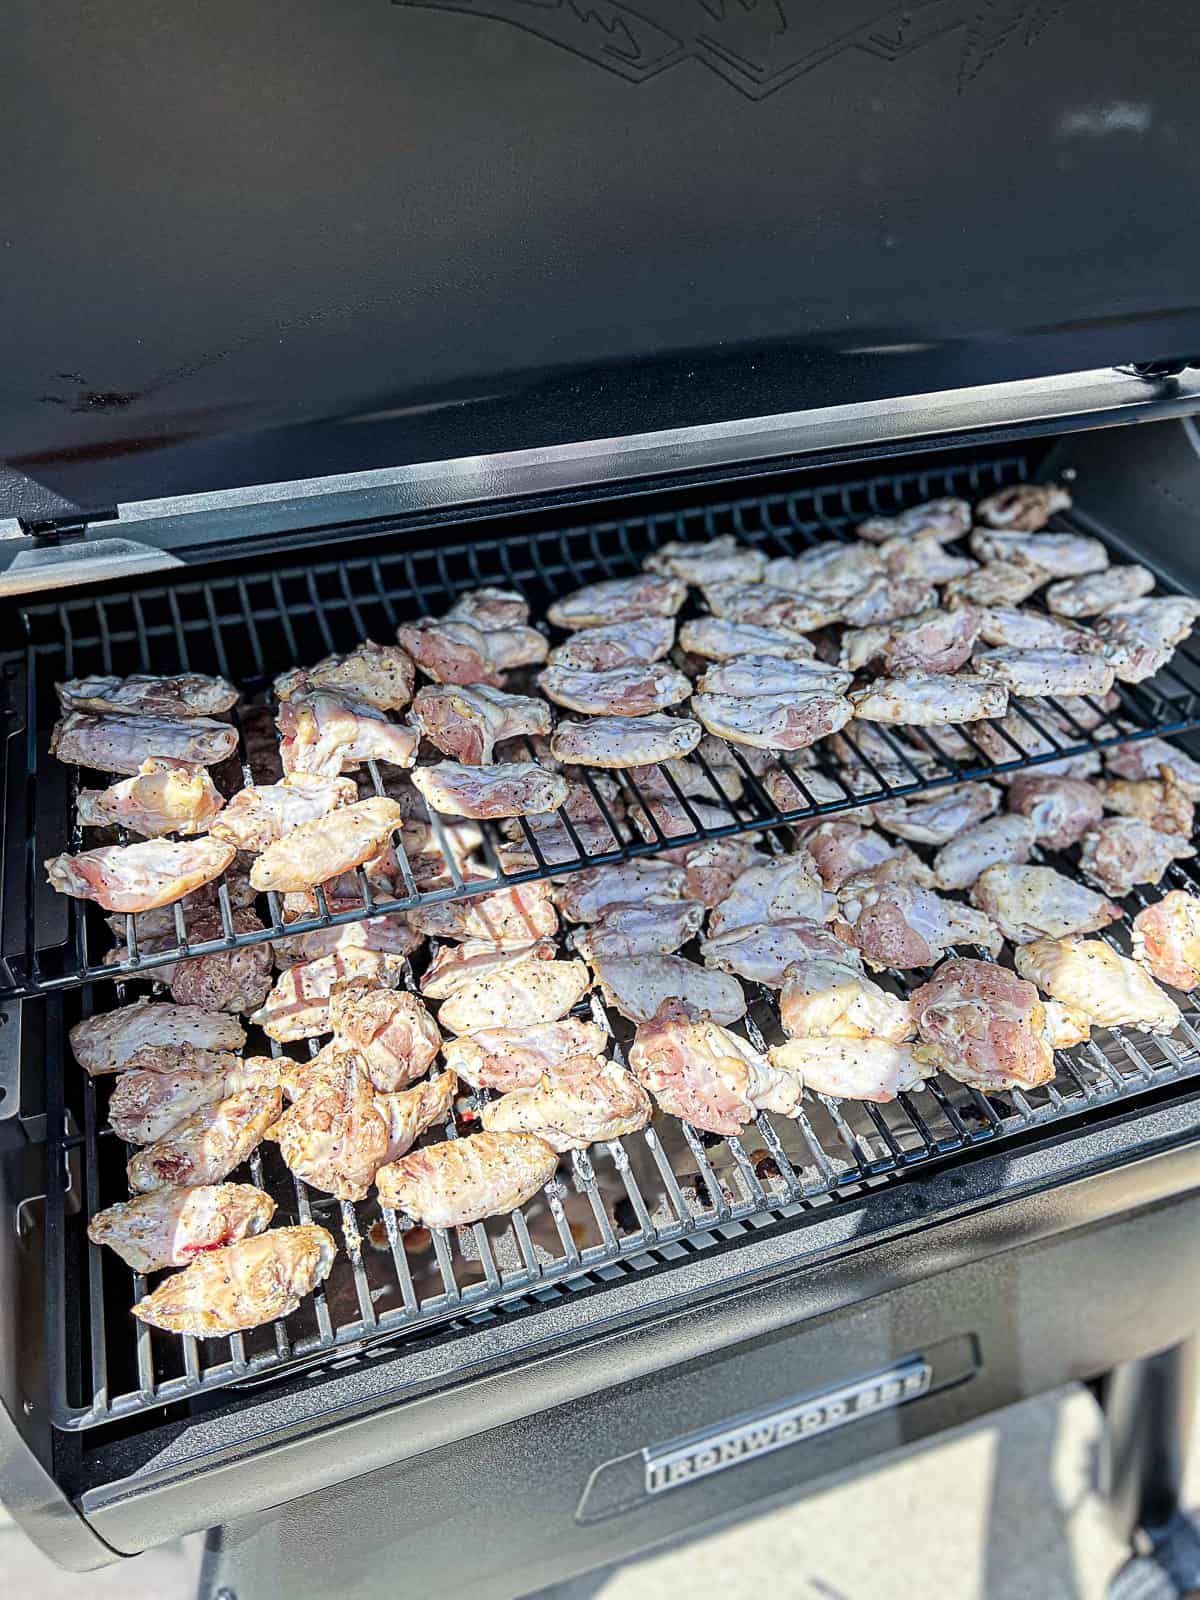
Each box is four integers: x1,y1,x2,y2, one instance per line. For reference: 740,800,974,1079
8,450,1200,1001
46,853,1200,1431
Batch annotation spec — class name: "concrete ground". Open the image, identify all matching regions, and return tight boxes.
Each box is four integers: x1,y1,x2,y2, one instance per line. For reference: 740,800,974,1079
2,1382,1197,1599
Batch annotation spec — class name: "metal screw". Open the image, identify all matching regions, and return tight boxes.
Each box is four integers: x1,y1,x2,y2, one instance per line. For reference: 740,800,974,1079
22,1400,34,1416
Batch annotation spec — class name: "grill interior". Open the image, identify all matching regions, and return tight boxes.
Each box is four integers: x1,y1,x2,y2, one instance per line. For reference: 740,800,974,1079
19,447,1200,1432
7,450,1200,1002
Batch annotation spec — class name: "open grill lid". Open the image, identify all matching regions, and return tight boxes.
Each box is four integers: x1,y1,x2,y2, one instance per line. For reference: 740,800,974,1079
4,1,1200,522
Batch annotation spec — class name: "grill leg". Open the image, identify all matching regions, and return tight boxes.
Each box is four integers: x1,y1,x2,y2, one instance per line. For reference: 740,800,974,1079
1098,1338,1200,1599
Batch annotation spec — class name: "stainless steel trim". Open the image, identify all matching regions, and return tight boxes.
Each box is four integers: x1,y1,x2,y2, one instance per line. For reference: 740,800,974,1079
0,538,182,598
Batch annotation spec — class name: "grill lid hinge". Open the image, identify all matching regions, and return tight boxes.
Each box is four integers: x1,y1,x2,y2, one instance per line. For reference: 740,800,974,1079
16,508,118,544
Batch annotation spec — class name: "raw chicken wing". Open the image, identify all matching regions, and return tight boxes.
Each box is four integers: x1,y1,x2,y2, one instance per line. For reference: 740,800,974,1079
1006,773,1103,849
1014,936,1181,1033
251,948,407,1041
268,1053,390,1200
692,689,852,751
56,673,237,718
437,955,590,1035
538,661,691,717
763,544,883,601
700,581,842,634
1105,739,1200,796
77,759,224,838
275,641,415,711
70,1000,245,1075
932,814,1037,891
46,837,235,913
51,712,238,775
376,1129,557,1224
878,533,975,583
676,619,815,662
158,909,274,1014
841,608,980,675
482,1057,652,1151
874,783,1001,847
88,1183,276,1275
592,953,745,1025
277,693,418,775
1132,890,1200,991
248,796,403,892
768,1037,927,1102
557,859,686,921
274,914,420,967
548,574,685,630
695,657,851,697
1046,566,1156,618
976,608,1099,652
420,940,555,1000
410,684,550,765
211,773,358,850
708,853,833,936
972,647,1114,697
839,575,939,626
574,897,705,961
547,616,675,672
109,1056,283,1145
328,979,441,1090
132,1225,335,1336
780,959,912,1042
679,838,762,907
909,958,1054,1091
628,1009,801,1133
848,673,1008,725
397,617,537,686
1093,597,1200,682
969,864,1121,943
942,563,1043,609
409,881,557,946
1078,819,1195,897
644,536,766,587
1102,768,1194,836
549,713,701,767
976,483,1071,531
410,760,568,818
856,497,971,544
837,882,1002,968
127,1085,284,1192
801,824,906,891
443,1018,608,1091
969,528,1107,576
700,919,851,988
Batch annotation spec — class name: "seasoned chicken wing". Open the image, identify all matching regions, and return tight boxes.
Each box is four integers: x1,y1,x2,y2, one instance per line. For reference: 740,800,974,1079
419,939,555,1000
972,647,1114,697
975,608,1099,652
56,673,238,718
211,773,357,851
375,1071,457,1164
409,684,549,765
676,617,816,662
779,959,912,1042
801,823,907,890
70,1000,246,1075
701,581,842,634
942,563,1044,609
574,897,705,961
77,759,225,838
764,544,883,601
547,575,686,631
839,575,939,627
437,954,590,1036
481,1057,652,1151
397,617,533,687
644,536,766,587
1043,1000,1092,1049
132,1224,336,1336
1045,566,1156,618
274,913,420,967
549,712,702,767
708,853,833,936
1102,768,1194,836
1014,936,1181,1033
327,979,441,1090
848,673,1008,725
443,1018,608,1091
879,533,975,583
547,616,675,672
932,814,1037,891
248,796,403,892
1006,773,1104,849
678,838,762,908
969,863,1121,944
46,836,236,913
157,909,274,1014
252,948,407,1041
874,783,1001,847
1093,597,1200,683
109,1056,283,1145
277,693,418,776
51,712,239,775
444,588,531,630
976,483,1072,531
856,497,971,544
88,1183,276,1275
837,882,1002,968
1105,738,1200,796
692,688,853,751
628,1008,800,1133
275,640,415,711
1132,890,1200,991
538,662,691,717
969,528,1107,576
268,1052,389,1201
410,760,568,819
701,919,856,988
841,608,981,676
127,1085,284,1192
768,1037,927,1103
378,1128,558,1225
1078,818,1195,898
556,859,686,922
694,657,851,699
408,881,557,947
592,953,745,1025
910,958,1054,1091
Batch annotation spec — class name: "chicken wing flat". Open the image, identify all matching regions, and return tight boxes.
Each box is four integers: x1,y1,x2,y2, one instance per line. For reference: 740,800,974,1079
210,773,358,852
768,1037,927,1103
856,497,971,544
481,1057,652,1152
252,948,407,1041
442,1018,608,1091
972,646,1114,697
693,688,853,751
628,1009,800,1133
538,661,691,717
874,783,1001,847
1014,936,1181,1034
708,854,833,936
848,673,1008,726
56,673,238,718
969,528,1107,576
779,959,913,1043
1078,818,1195,898
1045,565,1156,618
841,608,981,676
549,712,702,767
408,881,557,947
556,860,685,923
109,1055,284,1145
701,580,842,634
1043,1001,1092,1048
942,562,1044,609
77,759,225,838
437,954,590,1036
801,823,911,890
410,683,550,765
694,656,852,697
909,958,1054,1092
839,575,939,627
274,913,420,967
410,760,568,819
574,897,705,962
1105,738,1200,796
547,574,685,630
546,616,676,673
676,838,761,908
1132,890,1200,991
837,882,1002,968
764,544,883,601
975,608,1097,653
1102,768,1194,836
248,796,404,892
592,952,745,1025
701,919,852,988
328,979,441,1089
932,815,1037,891
396,619,511,687
275,641,415,712
439,588,529,630
88,1183,276,1275
644,535,767,587
51,712,239,775
46,836,236,914
127,1085,284,1192
70,1000,246,1075
976,483,1072,531
1005,773,1103,849
277,693,418,776
132,1224,336,1336
969,864,1121,944
268,1052,389,1201
676,617,816,662
373,1070,457,1164
420,938,555,999
377,1128,558,1225
1093,597,1200,683
879,533,975,583
160,909,274,1014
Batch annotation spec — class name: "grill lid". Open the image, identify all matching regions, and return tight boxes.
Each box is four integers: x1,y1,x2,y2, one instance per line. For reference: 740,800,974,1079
4,2,1200,521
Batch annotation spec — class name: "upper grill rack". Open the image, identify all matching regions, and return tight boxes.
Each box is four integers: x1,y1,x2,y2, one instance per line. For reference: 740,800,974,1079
8,449,1200,1002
